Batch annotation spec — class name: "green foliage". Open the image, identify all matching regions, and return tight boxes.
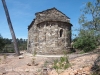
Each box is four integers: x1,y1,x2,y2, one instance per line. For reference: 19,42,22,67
79,0,100,31
0,34,5,51
53,59,59,70
33,50,37,56
96,34,100,45
3,54,7,60
73,30,97,52
0,58,1,62
17,38,27,50
76,0,100,52
3,38,27,53
0,34,27,53
52,56,70,71
43,61,48,68
31,58,35,65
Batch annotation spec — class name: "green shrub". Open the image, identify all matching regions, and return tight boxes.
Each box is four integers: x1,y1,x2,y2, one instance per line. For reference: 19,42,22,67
53,59,59,69
73,30,97,52
0,58,1,62
33,50,37,56
52,56,70,70
3,54,7,60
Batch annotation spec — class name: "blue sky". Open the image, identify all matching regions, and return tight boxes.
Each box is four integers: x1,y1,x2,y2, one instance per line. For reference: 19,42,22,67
0,0,92,39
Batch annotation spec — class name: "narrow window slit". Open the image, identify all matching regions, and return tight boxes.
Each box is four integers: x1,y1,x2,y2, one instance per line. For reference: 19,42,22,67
60,29,63,37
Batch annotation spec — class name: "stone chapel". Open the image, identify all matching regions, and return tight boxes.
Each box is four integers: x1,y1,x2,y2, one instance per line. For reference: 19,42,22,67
27,7,72,55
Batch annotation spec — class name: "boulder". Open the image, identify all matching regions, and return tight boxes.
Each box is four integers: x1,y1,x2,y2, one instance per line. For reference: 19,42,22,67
19,56,24,59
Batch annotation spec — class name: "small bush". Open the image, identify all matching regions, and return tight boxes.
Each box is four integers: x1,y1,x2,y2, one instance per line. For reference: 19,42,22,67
53,59,59,70
32,58,35,64
3,54,7,60
33,50,37,56
52,56,70,70
0,58,1,62
73,30,97,52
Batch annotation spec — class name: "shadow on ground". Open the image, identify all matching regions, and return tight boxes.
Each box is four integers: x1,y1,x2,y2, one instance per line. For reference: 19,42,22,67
91,49,100,75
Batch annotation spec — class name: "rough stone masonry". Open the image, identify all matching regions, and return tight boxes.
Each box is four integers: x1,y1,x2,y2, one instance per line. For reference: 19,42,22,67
27,7,72,55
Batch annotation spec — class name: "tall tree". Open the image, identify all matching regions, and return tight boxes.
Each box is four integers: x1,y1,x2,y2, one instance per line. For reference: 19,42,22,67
73,0,100,52
79,0,100,44
79,0,100,32
1,0,20,55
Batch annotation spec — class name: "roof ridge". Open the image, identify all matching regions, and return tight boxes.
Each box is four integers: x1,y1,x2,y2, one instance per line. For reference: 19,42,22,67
35,7,56,15
35,7,70,19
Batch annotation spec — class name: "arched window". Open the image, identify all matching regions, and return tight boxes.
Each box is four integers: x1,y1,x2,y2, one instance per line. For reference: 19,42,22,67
60,29,63,37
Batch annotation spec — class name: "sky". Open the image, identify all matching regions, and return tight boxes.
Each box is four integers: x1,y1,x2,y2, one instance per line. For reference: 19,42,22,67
0,0,93,39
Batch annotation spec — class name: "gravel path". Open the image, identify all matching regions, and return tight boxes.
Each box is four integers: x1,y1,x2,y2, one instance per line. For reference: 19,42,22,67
36,50,100,59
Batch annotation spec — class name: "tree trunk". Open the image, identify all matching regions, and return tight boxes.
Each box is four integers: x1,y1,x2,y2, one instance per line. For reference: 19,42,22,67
2,0,20,55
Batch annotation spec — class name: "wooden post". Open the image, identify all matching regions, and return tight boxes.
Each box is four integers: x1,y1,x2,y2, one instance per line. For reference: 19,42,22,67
2,0,20,55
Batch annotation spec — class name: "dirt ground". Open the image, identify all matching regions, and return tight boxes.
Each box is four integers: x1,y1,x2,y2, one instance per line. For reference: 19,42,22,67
0,49,100,75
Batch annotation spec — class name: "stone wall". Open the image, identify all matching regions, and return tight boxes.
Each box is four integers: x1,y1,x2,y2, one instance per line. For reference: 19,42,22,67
27,21,71,55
